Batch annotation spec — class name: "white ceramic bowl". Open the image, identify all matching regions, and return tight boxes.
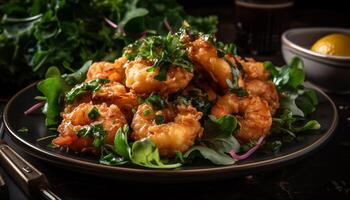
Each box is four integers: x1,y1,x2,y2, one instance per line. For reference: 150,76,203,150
282,27,350,94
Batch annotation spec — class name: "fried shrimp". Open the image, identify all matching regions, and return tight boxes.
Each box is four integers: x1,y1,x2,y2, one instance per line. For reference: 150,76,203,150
211,93,272,143
188,37,232,89
236,57,270,81
93,82,138,121
131,103,203,157
86,57,127,82
53,103,127,152
124,58,193,95
245,79,279,114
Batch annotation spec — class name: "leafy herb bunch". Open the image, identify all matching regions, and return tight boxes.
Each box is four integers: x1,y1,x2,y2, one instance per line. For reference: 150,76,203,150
0,0,217,86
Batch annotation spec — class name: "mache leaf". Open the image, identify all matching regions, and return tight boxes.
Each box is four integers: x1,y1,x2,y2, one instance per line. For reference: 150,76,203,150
114,124,131,160
131,138,182,169
37,66,69,126
184,145,235,165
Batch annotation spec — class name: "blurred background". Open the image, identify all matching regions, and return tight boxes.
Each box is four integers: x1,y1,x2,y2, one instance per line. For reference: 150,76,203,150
180,0,350,42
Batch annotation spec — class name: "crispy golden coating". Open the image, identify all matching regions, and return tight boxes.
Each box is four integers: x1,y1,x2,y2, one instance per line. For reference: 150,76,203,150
54,102,127,152
188,37,232,90
211,93,272,143
245,79,279,115
125,58,193,95
86,57,127,83
93,82,138,122
131,103,203,157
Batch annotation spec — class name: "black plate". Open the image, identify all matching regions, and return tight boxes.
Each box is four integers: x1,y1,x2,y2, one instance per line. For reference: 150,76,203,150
2,82,338,182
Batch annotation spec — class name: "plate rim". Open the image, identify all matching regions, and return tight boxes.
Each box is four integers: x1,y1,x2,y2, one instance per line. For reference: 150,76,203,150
2,82,339,176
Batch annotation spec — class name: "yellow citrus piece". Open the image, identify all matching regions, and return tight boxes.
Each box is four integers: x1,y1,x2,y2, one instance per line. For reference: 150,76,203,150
311,33,350,56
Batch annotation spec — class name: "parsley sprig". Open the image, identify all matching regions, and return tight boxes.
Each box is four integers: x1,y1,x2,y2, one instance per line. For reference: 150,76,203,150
123,31,193,81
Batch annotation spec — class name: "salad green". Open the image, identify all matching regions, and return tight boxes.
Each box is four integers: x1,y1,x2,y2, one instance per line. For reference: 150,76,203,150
0,0,217,86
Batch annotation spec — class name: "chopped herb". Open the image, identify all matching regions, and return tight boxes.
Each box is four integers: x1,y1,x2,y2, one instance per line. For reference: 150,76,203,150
262,140,283,154
65,79,109,104
17,127,29,134
216,42,237,57
177,88,213,116
123,31,193,81
137,97,145,104
224,58,247,97
154,115,165,125
47,143,58,149
145,94,166,110
132,108,137,114
88,107,100,120
34,96,47,101
76,124,106,147
143,109,152,116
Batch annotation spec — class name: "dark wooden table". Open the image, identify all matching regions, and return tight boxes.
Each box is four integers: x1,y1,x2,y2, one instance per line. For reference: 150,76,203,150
1,3,350,200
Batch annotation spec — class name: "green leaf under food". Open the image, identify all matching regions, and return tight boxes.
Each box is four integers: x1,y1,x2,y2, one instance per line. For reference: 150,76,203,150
184,145,235,165
184,115,240,165
264,57,320,138
114,124,131,160
37,67,70,126
204,115,238,138
131,138,182,169
61,60,92,86
101,125,181,169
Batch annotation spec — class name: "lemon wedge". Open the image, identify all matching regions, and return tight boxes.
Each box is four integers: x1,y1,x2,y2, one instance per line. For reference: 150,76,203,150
311,33,350,56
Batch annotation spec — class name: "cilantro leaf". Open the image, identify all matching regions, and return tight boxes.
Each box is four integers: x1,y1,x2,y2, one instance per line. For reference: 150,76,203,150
65,79,109,104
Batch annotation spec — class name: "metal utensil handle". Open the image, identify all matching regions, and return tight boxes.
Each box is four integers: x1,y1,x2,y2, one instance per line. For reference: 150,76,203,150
0,143,49,197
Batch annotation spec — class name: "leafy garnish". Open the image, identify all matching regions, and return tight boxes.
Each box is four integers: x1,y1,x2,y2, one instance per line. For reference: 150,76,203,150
145,94,166,110
61,60,92,86
77,124,107,148
154,115,165,125
143,109,152,116
224,58,247,97
114,124,131,160
216,42,237,56
264,57,320,141
176,88,213,116
65,79,109,104
131,138,182,168
184,115,239,165
37,67,70,126
123,31,193,81
88,106,100,120
100,124,181,169
184,146,235,165
17,127,29,134
0,0,217,86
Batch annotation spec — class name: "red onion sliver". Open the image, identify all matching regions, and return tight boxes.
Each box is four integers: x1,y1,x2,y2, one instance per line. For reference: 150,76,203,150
24,101,45,115
229,135,265,161
163,19,172,32
104,17,118,29
104,17,126,36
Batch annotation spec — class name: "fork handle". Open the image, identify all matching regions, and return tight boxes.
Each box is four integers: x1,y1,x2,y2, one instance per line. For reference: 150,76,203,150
0,142,49,197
